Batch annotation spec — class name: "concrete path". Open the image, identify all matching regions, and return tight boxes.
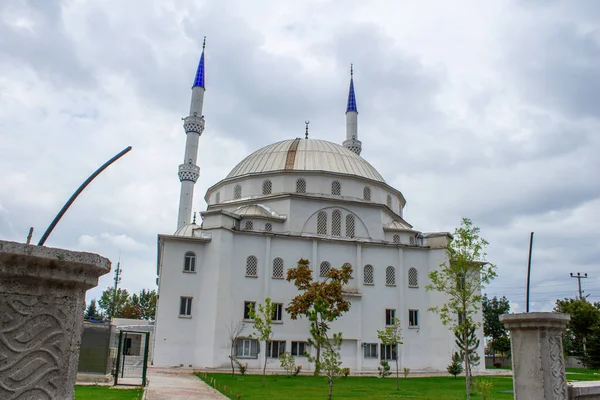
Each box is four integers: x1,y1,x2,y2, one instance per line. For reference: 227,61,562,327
145,370,228,400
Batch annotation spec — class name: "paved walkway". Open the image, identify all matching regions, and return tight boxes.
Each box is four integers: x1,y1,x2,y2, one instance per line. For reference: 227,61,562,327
145,370,228,400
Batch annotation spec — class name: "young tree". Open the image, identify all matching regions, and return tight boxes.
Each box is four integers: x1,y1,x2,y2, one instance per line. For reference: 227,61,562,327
426,218,496,400
482,294,510,362
248,298,276,387
456,321,481,370
286,259,352,375
98,287,130,318
554,298,600,362
138,289,157,320
85,299,100,320
226,321,246,377
448,351,464,378
321,332,343,400
377,317,403,390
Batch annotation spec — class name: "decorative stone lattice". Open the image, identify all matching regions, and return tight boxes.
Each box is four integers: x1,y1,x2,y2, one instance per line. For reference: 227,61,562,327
408,268,418,287
331,181,341,196
332,210,341,236
342,138,362,156
364,265,374,284
183,115,205,135
178,163,200,182
265,223,272,232
246,256,258,277
262,180,272,195
245,221,253,230
386,195,392,208
320,261,331,277
215,192,220,204
234,184,242,199
345,214,355,238
317,211,327,234
393,234,400,243
272,258,284,278
386,266,396,285
296,178,306,193
409,237,415,245
363,186,371,201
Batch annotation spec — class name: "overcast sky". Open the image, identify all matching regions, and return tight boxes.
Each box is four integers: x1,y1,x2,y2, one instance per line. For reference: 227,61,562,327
1,0,599,312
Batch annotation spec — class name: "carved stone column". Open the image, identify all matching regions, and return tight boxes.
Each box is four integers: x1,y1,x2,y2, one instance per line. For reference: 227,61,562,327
500,312,570,400
0,240,110,400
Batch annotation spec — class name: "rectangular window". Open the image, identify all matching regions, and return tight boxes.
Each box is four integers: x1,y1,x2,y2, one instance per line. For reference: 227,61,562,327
363,343,378,358
380,344,397,360
179,297,192,316
243,301,256,320
235,338,259,358
385,309,396,326
291,341,307,357
409,309,419,328
267,340,286,358
272,303,284,321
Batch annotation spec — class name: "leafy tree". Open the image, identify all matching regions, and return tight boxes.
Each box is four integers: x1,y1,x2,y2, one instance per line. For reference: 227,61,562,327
554,298,600,362
85,299,100,320
448,351,463,378
226,321,246,377
137,289,157,320
377,317,403,390
581,325,600,369
321,332,343,400
378,361,391,378
426,218,496,400
98,287,130,318
248,298,276,387
286,259,352,375
482,294,510,361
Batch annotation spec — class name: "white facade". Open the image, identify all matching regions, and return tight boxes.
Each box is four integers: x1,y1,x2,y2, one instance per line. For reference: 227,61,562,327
153,55,485,372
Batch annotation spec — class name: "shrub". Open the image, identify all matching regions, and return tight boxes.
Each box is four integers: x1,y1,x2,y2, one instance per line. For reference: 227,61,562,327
447,351,463,378
474,378,493,400
403,367,410,378
279,352,297,377
378,361,392,378
342,367,350,377
293,365,302,376
493,361,503,368
232,357,247,375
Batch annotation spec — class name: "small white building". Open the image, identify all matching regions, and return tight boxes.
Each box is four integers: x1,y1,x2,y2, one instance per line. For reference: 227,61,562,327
153,46,483,372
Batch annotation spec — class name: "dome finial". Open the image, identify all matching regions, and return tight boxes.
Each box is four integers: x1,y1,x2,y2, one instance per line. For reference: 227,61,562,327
203,36,206,50
350,63,353,77
305,120,310,139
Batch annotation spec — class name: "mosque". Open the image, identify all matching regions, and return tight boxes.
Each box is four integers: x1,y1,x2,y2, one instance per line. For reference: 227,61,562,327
152,42,483,372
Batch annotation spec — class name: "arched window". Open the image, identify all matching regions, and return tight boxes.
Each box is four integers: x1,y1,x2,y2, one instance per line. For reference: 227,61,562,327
246,256,258,277
272,257,284,278
245,221,253,230
363,187,371,201
386,266,396,286
184,252,196,272
262,180,272,195
296,178,306,193
320,261,331,277
215,192,220,204
386,195,392,208
265,222,272,232
331,181,341,196
332,210,341,236
393,234,400,243
234,184,242,199
317,211,327,235
409,237,415,245
408,268,418,287
363,265,374,284
345,214,355,238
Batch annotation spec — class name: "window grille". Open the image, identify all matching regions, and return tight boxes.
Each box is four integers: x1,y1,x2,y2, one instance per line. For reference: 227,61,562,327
385,309,396,326
291,341,307,357
246,256,258,277
332,210,341,236
236,338,259,358
380,344,397,360
317,211,327,234
272,303,284,321
363,265,374,284
265,223,272,232
262,180,272,195
409,236,415,245
215,192,220,204
393,234,400,243
272,257,284,278
345,214,355,238
331,181,341,196
179,297,193,316
184,252,196,272
320,261,331,277
409,309,419,327
296,178,306,193
245,221,253,230
386,195,392,208
386,266,396,286
408,268,418,287
234,184,242,199
243,301,256,320
363,343,378,358
267,341,286,358
363,186,371,201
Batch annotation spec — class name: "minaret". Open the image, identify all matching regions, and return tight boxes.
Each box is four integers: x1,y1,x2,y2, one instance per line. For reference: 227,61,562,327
343,64,362,156
177,38,206,229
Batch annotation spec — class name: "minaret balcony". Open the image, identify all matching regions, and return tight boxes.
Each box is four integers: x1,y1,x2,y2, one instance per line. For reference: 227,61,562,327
183,115,205,135
178,163,200,182
343,138,362,156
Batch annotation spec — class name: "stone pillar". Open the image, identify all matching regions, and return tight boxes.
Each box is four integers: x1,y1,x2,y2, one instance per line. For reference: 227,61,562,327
500,312,571,400
0,240,110,400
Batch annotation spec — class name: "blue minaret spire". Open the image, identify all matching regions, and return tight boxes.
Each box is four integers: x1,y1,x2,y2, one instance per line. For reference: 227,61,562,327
343,64,362,155
193,37,206,88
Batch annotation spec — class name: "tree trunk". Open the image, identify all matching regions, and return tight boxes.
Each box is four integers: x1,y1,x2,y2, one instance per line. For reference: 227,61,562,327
314,345,321,376
262,341,268,387
328,377,333,400
492,336,496,363
464,331,471,400
395,357,399,390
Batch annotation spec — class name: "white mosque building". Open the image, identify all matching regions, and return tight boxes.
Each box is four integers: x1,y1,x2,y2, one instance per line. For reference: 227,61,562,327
153,43,483,372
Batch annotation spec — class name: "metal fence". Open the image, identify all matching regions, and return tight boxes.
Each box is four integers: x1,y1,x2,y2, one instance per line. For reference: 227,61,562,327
114,330,150,386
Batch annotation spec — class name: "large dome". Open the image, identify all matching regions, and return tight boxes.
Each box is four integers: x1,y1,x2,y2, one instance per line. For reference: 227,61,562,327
226,139,385,182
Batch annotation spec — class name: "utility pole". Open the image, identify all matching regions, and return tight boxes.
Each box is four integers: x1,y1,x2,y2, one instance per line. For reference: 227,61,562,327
112,261,122,319
570,272,588,300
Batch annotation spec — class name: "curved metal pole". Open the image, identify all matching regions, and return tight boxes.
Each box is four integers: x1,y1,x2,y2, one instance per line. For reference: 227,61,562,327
38,146,132,246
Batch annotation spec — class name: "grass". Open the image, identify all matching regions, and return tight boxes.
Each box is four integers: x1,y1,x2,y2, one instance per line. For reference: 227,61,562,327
74,386,144,400
198,373,515,400
566,368,600,382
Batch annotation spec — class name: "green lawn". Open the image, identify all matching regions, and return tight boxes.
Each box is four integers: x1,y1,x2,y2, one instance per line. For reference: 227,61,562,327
198,373,514,400
566,368,600,382
74,386,144,400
